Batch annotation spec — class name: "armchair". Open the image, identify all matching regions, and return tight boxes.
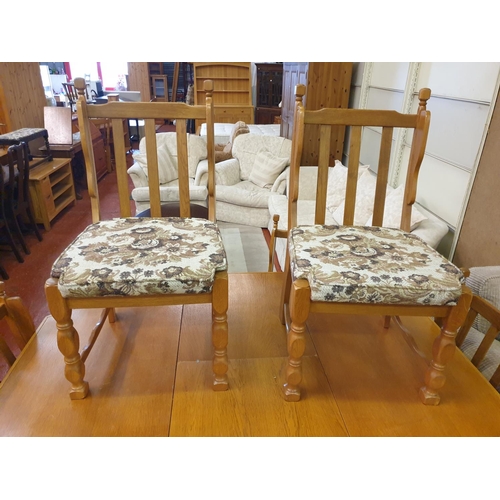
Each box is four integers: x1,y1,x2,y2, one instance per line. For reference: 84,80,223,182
212,133,292,227
127,132,210,215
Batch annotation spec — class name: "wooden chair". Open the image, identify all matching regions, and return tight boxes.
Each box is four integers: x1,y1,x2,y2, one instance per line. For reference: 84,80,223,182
275,84,472,405
45,77,229,400
4,143,43,255
456,272,500,390
0,281,36,374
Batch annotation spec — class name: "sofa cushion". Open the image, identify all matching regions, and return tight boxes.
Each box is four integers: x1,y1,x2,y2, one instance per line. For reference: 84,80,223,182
133,146,177,185
249,151,289,188
326,161,370,212
217,181,272,208
133,132,207,183
232,134,292,181
369,183,427,230
331,169,379,225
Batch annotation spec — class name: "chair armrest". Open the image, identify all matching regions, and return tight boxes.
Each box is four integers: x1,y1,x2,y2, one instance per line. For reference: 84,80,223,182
127,163,148,188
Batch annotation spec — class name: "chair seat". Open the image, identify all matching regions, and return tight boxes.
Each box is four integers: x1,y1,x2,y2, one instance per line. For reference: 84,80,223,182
289,225,464,305
51,217,227,298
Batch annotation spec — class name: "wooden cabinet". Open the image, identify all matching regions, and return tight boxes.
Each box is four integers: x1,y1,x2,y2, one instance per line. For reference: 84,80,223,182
29,158,76,231
193,62,254,130
281,62,353,166
255,63,283,124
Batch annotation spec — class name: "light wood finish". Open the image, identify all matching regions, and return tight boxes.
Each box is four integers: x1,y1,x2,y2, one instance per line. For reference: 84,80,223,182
127,62,150,101
1,273,500,436
0,281,36,371
280,62,352,166
0,63,46,133
276,85,473,405
28,157,76,231
192,63,254,130
44,78,227,400
456,293,500,387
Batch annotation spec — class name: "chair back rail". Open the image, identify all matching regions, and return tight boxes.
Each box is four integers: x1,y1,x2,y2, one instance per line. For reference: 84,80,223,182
455,294,500,387
75,78,215,222
289,85,431,232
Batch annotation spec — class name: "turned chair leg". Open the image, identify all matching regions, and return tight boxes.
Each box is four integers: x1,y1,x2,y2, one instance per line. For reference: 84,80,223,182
212,271,229,391
45,278,89,400
420,286,472,405
282,279,310,402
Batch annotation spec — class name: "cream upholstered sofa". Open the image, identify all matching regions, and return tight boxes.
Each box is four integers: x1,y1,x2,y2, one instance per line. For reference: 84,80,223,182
268,161,450,271
211,133,292,227
127,132,209,215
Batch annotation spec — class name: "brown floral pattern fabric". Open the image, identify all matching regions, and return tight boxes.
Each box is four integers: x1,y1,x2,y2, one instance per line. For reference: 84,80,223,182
51,217,227,298
289,225,463,305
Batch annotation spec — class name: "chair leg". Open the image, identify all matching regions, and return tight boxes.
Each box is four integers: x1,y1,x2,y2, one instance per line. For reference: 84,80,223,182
212,270,229,391
11,213,30,255
45,277,89,400
2,218,24,263
282,279,310,402
419,286,473,405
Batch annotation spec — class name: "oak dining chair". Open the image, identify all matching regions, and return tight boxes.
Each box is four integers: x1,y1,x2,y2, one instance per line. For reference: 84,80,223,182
274,84,472,405
45,77,229,400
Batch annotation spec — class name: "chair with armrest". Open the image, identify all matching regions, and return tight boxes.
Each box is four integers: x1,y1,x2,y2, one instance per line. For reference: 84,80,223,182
455,266,500,391
276,84,472,405
45,77,229,400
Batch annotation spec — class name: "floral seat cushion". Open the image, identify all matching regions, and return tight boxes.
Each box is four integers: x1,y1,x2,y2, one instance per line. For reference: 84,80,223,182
51,217,227,298
289,225,463,305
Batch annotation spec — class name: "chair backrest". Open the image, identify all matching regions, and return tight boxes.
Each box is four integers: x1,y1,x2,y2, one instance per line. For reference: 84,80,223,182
6,142,30,210
287,84,431,232
456,293,500,388
74,77,216,222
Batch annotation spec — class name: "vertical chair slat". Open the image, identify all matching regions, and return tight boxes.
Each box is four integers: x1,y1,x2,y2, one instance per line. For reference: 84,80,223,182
175,118,191,218
144,118,161,218
315,124,331,225
111,118,131,218
344,125,361,225
372,126,393,227
76,97,100,223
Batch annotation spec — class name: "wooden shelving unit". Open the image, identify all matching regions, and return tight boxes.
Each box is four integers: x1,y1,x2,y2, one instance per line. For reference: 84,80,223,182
192,62,254,130
281,62,353,166
28,157,76,231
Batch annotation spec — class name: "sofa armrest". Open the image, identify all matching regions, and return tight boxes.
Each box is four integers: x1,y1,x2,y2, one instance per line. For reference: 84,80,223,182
275,166,321,200
271,167,289,194
127,163,148,188
213,158,242,186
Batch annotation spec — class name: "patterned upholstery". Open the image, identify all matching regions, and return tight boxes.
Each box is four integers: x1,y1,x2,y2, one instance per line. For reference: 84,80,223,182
289,225,464,305
0,128,48,145
51,217,227,298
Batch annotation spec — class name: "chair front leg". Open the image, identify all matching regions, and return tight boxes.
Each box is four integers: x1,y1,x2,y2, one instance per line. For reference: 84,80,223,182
45,278,89,400
212,271,229,391
420,286,472,405
282,279,310,402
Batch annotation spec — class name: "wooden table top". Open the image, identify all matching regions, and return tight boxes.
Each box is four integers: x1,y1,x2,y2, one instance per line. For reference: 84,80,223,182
1,272,499,437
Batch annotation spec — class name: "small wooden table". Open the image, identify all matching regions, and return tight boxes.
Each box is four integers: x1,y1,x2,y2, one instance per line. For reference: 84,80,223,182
28,157,76,231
